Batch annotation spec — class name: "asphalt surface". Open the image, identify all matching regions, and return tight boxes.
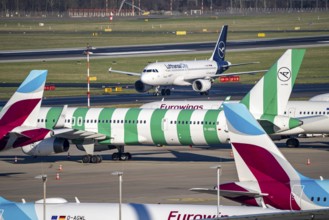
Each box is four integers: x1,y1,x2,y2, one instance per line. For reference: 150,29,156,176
0,137,328,205
1,35,329,62
0,82,326,107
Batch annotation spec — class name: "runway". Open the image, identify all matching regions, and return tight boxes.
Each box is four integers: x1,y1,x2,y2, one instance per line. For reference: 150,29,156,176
1,35,329,62
0,137,328,205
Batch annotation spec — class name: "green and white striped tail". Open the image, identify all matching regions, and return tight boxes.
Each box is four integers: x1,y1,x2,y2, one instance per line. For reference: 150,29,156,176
241,49,305,116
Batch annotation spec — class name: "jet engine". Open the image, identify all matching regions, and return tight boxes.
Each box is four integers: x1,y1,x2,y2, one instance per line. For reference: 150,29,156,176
22,137,70,156
192,79,212,92
134,80,153,93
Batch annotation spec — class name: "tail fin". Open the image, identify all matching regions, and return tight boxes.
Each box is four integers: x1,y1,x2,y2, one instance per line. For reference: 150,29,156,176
0,70,48,128
240,49,305,116
209,25,227,62
223,103,299,183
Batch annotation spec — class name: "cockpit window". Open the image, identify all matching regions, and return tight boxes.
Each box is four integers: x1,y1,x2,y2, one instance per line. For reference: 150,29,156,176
147,69,152,72
143,69,147,72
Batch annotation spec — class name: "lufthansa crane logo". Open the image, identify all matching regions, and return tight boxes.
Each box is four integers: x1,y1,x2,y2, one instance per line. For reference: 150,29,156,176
277,67,291,82
217,41,225,59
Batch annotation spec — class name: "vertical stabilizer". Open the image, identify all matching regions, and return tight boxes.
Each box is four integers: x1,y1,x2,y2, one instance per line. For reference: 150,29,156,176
240,49,305,116
209,25,228,63
223,103,301,210
0,70,48,128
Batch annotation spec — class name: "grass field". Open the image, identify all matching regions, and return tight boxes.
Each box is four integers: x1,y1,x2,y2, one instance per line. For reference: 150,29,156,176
0,12,328,100
0,12,328,50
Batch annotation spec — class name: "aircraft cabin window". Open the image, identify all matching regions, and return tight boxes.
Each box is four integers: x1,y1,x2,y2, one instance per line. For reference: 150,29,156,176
121,120,123,123
317,197,320,202
125,120,127,123
37,119,40,122
129,120,131,123
324,197,327,202
68,119,70,123
41,119,44,122
284,111,286,115
311,197,314,201
87,120,89,123
144,120,146,124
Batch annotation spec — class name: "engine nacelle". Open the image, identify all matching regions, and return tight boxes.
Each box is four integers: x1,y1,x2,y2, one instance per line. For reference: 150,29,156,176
134,80,153,93
22,137,70,156
192,79,212,92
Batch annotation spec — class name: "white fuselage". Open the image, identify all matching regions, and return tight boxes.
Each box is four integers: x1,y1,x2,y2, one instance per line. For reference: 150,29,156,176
141,100,329,135
141,60,219,86
6,201,287,220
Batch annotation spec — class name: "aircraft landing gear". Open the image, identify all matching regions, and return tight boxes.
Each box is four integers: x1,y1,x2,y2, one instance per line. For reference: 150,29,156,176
286,138,299,148
161,88,171,96
200,91,209,96
82,155,103,163
153,86,160,96
112,146,132,161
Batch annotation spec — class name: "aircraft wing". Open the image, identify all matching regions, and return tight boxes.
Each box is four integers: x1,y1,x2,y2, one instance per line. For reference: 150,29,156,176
190,188,266,198
216,69,268,77
53,128,108,140
109,68,141,76
206,209,329,220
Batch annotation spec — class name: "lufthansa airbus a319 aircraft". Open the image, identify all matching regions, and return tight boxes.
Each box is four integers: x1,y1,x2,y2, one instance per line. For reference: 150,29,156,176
109,25,264,96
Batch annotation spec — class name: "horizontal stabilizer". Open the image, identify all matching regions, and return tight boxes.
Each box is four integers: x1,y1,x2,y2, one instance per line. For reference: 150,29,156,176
222,61,260,68
109,68,141,76
190,188,266,198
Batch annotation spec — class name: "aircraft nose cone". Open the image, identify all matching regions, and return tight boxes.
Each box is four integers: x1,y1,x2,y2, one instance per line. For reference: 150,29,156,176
141,73,151,84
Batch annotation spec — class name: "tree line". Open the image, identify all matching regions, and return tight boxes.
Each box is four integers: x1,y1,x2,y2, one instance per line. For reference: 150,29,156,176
1,0,328,14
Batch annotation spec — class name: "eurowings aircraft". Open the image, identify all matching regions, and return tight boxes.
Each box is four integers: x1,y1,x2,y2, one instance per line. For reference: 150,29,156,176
3,196,329,220
192,103,329,210
22,49,304,163
0,70,51,151
109,25,264,96
141,99,329,148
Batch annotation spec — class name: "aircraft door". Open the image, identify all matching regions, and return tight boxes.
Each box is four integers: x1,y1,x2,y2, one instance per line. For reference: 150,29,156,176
162,118,169,131
290,184,304,210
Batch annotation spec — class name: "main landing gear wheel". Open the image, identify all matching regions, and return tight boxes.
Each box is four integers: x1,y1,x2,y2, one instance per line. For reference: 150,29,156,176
286,138,300,148
112,152,132,161
161,89,171,96
200,91,209,96
82,155,103,163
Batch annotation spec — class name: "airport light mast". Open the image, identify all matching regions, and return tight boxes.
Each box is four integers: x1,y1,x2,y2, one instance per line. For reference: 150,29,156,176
211,165,222,218
84,43,94,107
112,171,123,220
